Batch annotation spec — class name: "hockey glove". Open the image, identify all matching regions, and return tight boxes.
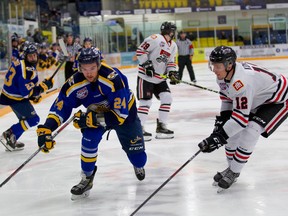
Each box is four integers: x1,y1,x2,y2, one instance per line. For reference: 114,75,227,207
37,125,56,153
213,110,232,133
141,60,155,77
39,78,54,92
168,71,180,85
30,95,42,104
198,129,228,153
73,110,99,129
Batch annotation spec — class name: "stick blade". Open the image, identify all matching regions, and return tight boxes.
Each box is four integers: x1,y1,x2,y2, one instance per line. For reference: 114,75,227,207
58,38,68,56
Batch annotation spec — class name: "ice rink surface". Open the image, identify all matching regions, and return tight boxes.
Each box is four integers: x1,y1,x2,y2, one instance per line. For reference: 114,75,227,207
1,59,288,216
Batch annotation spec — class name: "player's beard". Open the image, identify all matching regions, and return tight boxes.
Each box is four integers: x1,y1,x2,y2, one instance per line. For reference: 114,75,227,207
25,58,38,67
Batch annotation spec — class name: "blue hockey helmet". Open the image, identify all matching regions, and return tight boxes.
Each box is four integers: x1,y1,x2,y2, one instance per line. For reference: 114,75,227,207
23,42,38,57
77,47,101,68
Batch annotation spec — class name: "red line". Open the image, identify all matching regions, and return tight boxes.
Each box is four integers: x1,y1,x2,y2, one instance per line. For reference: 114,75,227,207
266,104,288,132
232,112,248,124
273,75,287,103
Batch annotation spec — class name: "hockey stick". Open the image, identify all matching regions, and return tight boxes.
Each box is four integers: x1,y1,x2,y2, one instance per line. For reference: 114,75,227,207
0,115,75,188
129,149,202,216
161,74,219,94
48,38,69,80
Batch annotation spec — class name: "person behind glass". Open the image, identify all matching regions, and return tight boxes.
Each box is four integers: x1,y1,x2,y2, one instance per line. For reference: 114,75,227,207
198,46,288,191
176,31,196,83
0,42,54,151
64,33,81,80
36,47,147,200
72,37,104,73
136,21,179,141
11,33,20,61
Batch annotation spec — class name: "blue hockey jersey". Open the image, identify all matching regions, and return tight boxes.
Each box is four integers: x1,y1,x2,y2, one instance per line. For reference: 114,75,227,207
0,59,40,105
45,63,137,131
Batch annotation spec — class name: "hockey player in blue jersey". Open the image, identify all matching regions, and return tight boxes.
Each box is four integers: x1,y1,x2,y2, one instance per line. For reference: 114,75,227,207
0,42,54,151
36,47,147,200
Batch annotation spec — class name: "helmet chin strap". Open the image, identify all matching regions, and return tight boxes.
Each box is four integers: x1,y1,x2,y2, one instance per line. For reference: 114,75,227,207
224,63,235,80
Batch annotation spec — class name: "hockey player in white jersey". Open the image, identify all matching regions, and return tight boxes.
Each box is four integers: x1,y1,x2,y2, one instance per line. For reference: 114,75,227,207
198,46,288,192
136,21,179,141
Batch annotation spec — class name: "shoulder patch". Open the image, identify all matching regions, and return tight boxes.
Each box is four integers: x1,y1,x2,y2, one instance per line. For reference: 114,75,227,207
107,71,118,80
233,80,244,91
150,34,157,39
67,76,75,86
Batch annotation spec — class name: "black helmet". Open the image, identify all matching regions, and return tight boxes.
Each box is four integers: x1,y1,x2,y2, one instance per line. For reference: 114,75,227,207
22,42,38,65
40,42,48,49
160,21,177,38
77,47,101,67
23,42,38,57
20,40,30,52
83,37,92,43
11,33,19,42
209,46,237,65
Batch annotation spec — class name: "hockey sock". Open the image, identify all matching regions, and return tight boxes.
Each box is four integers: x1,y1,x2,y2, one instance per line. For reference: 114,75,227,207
127,151,147,168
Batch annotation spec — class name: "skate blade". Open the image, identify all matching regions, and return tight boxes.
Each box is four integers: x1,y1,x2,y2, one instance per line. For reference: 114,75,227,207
71,190,90,201
212,181,218,186
216,179,238,193
155,133,174,139
144,136,152,142
5,147,24,152
0,139,13,152
217,187,226,193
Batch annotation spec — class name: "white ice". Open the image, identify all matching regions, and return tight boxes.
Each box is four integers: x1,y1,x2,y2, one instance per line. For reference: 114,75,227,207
1,59,288,216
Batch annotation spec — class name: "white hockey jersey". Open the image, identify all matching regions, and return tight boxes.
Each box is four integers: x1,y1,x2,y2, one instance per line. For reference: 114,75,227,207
136,33,177,84
218,62,288,138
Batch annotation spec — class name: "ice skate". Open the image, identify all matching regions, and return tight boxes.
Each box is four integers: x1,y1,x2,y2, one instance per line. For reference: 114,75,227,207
142,127,152,142
71,166,97,200
217,168,240,193
134,166,145,181
155,119,174,139
212,167,230,186
0,129,25,152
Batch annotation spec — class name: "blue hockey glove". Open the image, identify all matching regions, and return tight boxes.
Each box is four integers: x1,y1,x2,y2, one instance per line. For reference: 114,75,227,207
73,110,99,129
37,125,56,153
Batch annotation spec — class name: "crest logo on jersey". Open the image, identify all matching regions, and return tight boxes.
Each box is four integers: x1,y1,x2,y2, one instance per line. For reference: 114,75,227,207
233,80,244,91
219,82,229,91
156,49,170,63
107,71,118,80
159,41,165,47
160,49,170,57
76,87,88,99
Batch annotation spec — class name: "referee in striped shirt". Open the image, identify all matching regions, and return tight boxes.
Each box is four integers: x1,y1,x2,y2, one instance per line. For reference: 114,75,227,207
176,31,196,82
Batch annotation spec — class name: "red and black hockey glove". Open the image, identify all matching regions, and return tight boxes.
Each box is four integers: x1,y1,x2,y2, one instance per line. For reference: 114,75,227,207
141,60,155,77
198,129,228,153
168,71,180,85
213,110,232,133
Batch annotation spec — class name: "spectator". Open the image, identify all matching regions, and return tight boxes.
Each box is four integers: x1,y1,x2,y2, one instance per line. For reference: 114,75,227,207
33,28,43,44
25,30,34,42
